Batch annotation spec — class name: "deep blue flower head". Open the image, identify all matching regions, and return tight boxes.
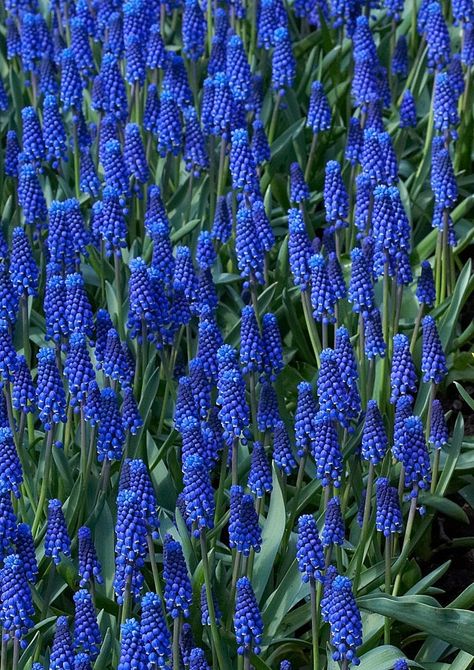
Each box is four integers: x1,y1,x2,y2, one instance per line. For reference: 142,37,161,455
434,72,459,133
462,22,474,65
322,496,345,547
0,490,17,559
10,227,38,297
93,309,113,366
295,381,318,457
312,414,344,488
432,202,457,247
21,106,45,171
99,54,128,120
15,523,38,583
121,459,159,537
324,161,348,228
37,347,67,430
230,128,259,193
248,441,273,497
64,332,95,408
118,619,147,670
348,248,374,316
50,615,74,670
65,198,91,257
335,326,358,385
235,201,265,287
73,589,101,660
162,53,193,109
127,257,161,344
288,208,313,290
65,273,94,337
309,254,336,324
328,253,347,300
122,389,143,435
352,59,380,108
272,27,296,94
307,80,331,134
196,313,223,382
211,195,232,244
124,123,149,184
189,647,211,670
60,48,83,110
421,315,447,384
361,129,386,184
78,526,103,587
375,477,403,536
179,622,195,667
98,114,119,162
353,15,378,64
296,514,325,582
257,381,280,434
183,106,209,176
140,592,171,667
44,274,68,343
182,0,205,61
188,358,211,420
392,35,409,77
84,381,101,427
251,119,271,165
234,577,263,655
0,320,17,384
379,132,398,186
364,308,386,359
182,454,215,536
400,89,417,128
448,54,465,97
195,232,216,273
392,395,413,461
327,575,362,665
42,95,67,169
156,89,182,157
100,186,128,257
6,18,21,61
416,260,436,306
280,662,292,670
39,57,59,96
229,491,262,555
401,415,431,493
175,376,198,429
240,305,264,375
452,0,474,22
97,388,125,462
45,499,71,565
5,130,20,178
80,151,100,197
101,328,130,387
146,24,166,70
143,84,160,134
258,0,288,49
74,653,92,670
102,139,129,196
0,427,23,497
260,312,283,380
113,489,148,604
429,399,448,449
353,174,372,235
0,554,34,649
71,17,94,74
425,2,451,71
390,334,417,403
345,117,363,165
290,162,310,203
317,348,353,427
361,400,388,465
210,71,234,138
175,245,197,304
125,35,146,85
163,534,192,618
394,661,410,670
227,34,252,103
146,184,169,231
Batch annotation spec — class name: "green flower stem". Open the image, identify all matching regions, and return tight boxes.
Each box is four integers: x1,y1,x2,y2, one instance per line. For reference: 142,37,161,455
415,74,436,181
114,252,125,339
384,535,392,644
232,438,239,486
200,530,225,670
206,0,212,53
429,382,439,493
434,229,443,306
392,491,418,596
243,651,251,670
249,372,258,436
146,534,164,603
22,293,30,365
301,291,321,367
310,578,321,670
358,315,367,407
268,93,282,145
304,133,317,183
212,444,229,550
72,109,80,200
12,638,19,670
172,616,182,670
0,639,6,670
352,461,374,591
216,139,227,197
410,303,424,354
380,262,391,408
120,576,132,630
32,428,55,535
281,452,307,553
322,321,328,350
440,209,449,303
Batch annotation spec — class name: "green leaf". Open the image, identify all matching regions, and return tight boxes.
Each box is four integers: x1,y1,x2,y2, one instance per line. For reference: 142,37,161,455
253,464,286,601
420,494,469,524
454,382,474,411
359,595,474,654
358,646,417,670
